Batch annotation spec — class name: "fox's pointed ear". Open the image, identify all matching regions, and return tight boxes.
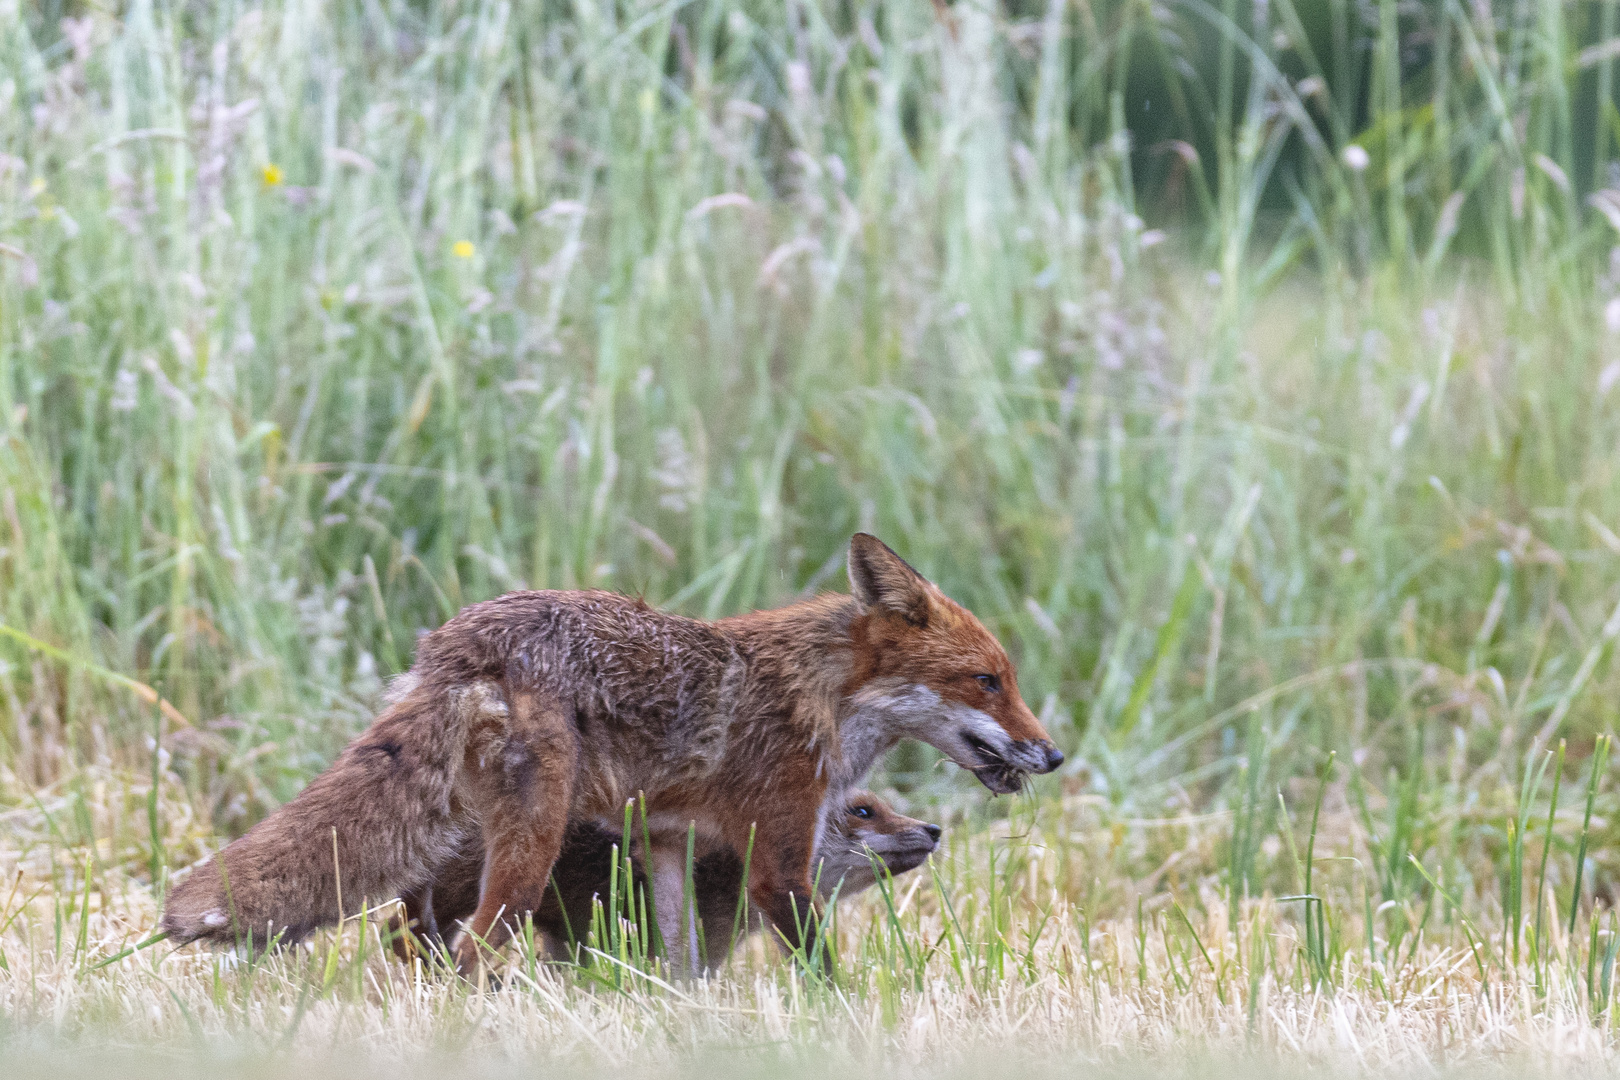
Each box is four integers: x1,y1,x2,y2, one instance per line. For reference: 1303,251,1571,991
848,534,933,626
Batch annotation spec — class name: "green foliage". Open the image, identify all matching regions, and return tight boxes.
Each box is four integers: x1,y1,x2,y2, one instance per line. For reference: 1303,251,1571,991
4,1,1620,1029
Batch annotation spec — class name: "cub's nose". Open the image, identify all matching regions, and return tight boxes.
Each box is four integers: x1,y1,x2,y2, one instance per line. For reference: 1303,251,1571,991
1042,744,1065,772
923,823,942,843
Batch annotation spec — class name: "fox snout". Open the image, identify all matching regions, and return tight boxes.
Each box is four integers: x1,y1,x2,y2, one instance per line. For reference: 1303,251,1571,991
967,738,1062,794
873,822,942,876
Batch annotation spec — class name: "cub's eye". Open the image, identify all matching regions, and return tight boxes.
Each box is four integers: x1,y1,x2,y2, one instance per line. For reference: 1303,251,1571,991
849,805,874,819
975,674,1001,693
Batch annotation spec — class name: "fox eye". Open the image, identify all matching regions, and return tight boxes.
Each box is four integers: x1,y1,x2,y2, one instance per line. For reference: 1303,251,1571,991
975,674,1001,693
849,805,874,819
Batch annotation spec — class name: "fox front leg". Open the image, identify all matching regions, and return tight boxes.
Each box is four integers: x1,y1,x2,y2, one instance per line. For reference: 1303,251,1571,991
739,817,835,977
648,842,702,976
388,885,442,964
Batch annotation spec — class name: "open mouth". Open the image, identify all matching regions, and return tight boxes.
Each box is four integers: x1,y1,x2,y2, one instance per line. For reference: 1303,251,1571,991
970,763,1027,795
962,732,1001,767
960,733,1028,794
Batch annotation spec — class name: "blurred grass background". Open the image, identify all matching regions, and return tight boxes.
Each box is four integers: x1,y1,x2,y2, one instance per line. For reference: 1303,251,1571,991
6,0,1620,996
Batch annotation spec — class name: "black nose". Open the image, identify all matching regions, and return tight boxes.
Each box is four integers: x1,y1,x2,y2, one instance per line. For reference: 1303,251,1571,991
923,823,942,843
1043,745,1065,771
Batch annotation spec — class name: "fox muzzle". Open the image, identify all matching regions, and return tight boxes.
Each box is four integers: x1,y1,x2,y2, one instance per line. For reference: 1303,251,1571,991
969,738,1063,794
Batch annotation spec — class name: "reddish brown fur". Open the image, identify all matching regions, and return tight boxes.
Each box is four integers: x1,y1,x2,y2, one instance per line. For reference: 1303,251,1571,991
846,592,1048,737
160,535,1056,974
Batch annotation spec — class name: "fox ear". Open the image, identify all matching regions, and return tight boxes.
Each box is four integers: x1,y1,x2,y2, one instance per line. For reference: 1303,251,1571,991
848,534,933,626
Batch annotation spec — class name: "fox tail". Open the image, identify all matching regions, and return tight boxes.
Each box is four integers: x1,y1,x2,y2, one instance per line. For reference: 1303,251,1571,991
160,676,482,947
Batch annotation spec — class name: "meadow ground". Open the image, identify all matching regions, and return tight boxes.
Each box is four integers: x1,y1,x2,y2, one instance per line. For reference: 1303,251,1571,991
8,0,1620,1074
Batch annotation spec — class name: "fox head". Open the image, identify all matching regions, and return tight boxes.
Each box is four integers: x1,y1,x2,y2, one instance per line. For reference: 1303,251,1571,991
815,790,941,896
843,533,1063,794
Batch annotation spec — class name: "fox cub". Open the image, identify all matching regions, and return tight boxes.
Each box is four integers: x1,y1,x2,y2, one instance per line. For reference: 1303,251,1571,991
391,790,941,969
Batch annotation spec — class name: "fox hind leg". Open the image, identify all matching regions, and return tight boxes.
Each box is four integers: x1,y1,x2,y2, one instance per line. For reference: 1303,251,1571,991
452,687,577,977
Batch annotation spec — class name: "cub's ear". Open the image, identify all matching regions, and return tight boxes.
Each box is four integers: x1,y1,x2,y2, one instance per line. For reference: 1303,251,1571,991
848,534,934,626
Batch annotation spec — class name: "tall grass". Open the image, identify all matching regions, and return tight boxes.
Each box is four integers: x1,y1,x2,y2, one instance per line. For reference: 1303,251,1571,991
5,0,1620,1069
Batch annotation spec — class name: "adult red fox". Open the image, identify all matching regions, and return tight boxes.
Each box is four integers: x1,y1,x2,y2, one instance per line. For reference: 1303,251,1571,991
392,790,941,969
161,534,1060,973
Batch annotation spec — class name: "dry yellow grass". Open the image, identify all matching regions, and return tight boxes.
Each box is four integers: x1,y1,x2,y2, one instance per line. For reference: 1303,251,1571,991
5,785,1620,1078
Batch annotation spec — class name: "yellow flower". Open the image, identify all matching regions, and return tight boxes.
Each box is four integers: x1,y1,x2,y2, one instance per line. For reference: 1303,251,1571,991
32,178,56,219
261,163,284,187
452,240,475,259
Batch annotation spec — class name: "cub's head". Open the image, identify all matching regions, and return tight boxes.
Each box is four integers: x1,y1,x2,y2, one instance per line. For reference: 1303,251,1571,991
845,533,1062,794
815,791,942,897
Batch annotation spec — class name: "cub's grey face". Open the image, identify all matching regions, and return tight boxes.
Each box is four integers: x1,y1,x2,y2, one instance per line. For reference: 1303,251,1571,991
814,795,942,898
